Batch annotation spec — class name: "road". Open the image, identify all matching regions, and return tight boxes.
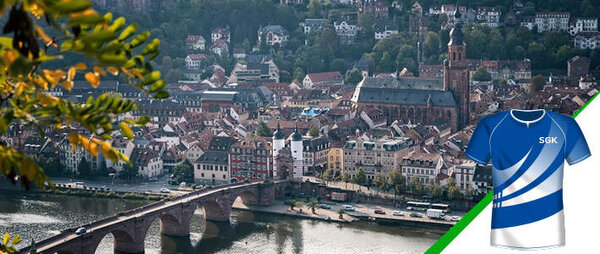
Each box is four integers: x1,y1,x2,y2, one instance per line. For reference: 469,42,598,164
329,201,465,225
50,175,188,195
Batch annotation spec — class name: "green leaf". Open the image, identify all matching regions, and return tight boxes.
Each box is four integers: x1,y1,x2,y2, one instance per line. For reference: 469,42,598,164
118,24,138,41
129,31,150,48
140,71,160,86
141,38,160,55
149,80,165,92
9,57,33,78
83,30,116,42
69,14,104,26
52,0,93,14
120,122,133,139
137,116,150,125
153,90,169,99
109,17,126,33
98,53,127,65
11,234,20,245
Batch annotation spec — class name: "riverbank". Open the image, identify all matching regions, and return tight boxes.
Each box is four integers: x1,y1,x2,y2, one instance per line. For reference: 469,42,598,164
0,183,168,201
232,199,456,230
232,199,359,223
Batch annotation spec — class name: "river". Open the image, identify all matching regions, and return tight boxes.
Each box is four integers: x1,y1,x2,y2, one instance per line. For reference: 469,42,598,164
0,190,442,253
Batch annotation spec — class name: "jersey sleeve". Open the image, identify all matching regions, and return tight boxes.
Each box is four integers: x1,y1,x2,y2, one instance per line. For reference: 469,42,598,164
466,118,491,164
565,117,591,165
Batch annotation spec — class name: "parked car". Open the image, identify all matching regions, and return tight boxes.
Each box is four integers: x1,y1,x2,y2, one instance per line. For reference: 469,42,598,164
392,211,404,216
160,188,171,193
75,227,87,235
319,204,331,209
374,209,386,215
148,177,158,182
451,216,461,222
410,212,422,218
342,205,355,211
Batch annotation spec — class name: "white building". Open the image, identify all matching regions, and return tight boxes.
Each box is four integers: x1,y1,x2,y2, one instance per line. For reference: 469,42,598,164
258,25,289,46
476,7,500,28
185,54,207,70
131,148,163,179
374,23,399,40
272,122,286,179
449,161,476,191
106,138,135,172
301,18,327,34
211,28,230,43
569,18,598,36
535,12,570,33
185,35,206,51
334,20,359,44
574,31,600,49
401,152,444,185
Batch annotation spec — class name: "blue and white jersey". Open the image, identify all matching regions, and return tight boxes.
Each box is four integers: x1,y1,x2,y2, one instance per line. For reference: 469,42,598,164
466,109,591,249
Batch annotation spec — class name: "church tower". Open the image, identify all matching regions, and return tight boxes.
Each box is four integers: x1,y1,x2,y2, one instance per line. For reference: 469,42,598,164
444,8,470,130
290,123,304,180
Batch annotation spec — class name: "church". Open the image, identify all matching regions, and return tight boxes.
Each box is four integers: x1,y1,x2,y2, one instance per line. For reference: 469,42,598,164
351,9,470,131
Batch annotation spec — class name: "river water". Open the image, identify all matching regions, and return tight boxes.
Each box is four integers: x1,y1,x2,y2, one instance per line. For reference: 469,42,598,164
0,190,442,253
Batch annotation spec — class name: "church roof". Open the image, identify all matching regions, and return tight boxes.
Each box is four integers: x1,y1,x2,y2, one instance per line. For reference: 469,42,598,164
359,76,444,90
353,85,457,108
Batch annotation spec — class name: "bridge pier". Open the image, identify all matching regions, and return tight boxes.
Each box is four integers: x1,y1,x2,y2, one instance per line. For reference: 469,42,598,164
160,202,198,236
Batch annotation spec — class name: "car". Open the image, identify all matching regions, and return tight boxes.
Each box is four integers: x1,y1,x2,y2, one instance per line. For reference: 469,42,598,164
392,211,404,216
148,177,158,182
342,205,355,211
179,182,187,188
451,216,460,222
410,212,422,218
374,209,386,214
160,188,171,193
75,227,87,235
319,204,331,209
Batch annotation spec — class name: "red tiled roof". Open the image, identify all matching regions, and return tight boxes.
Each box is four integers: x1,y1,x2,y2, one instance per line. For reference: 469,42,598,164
306,71,343,82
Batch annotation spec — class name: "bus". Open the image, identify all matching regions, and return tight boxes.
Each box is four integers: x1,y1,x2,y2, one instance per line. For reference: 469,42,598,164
406,201,431,211
431,203,450,213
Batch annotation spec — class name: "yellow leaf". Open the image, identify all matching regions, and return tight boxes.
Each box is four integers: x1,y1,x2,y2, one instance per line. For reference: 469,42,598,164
74,62,87,70
68,133,79,146
35,25,52,44
93,66,106,76
42,69,58,86
107,66,119,76
36,93,58,107
120,122,133,139
89,142,99,156
85,72,100,88
61,80,73,92
67,67,76,80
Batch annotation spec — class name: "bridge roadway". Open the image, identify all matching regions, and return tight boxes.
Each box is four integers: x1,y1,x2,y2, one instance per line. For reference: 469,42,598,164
21,180,282,254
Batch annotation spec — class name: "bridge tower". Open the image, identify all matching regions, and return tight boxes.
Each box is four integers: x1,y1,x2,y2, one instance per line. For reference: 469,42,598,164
290,123,304,180
272,121,285,178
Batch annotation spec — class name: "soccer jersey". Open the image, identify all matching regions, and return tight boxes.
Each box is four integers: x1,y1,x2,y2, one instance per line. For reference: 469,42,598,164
466,109,591,249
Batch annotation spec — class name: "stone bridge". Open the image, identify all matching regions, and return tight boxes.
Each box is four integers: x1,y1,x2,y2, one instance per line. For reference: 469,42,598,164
21,180,289,254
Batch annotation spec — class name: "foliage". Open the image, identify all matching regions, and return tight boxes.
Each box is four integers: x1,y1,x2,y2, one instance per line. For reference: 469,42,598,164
173,161,194,183
77,157,93,179
337,207,344,219
287,198,296,210
408,175,425,196
308,126,320,137
0,0,167,190
307,199,319,214
372,173,386,193
531,74,546,93
472,67,492,82
446,178,463,200
121,164,139,182
345,68,363,85
0,232,20,254
353,167,367,186
256,120,273,137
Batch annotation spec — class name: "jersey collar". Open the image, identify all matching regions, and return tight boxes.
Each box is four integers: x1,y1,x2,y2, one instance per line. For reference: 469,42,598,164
509,109,547,128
